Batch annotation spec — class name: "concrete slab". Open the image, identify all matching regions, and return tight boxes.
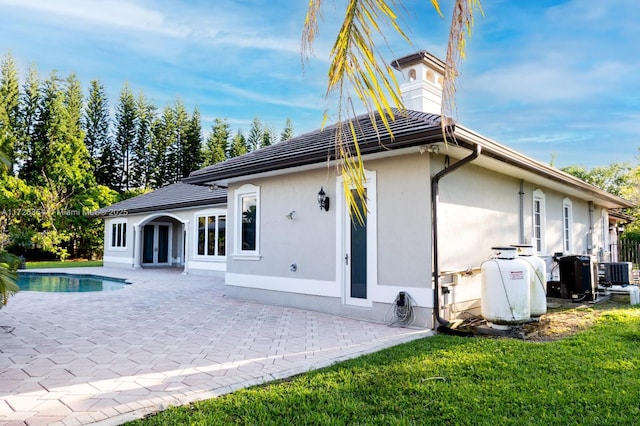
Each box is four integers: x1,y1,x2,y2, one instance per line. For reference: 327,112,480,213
1,267,430,425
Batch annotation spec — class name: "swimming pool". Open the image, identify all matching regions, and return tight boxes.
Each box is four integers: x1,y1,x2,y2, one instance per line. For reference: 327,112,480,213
17,272,130,292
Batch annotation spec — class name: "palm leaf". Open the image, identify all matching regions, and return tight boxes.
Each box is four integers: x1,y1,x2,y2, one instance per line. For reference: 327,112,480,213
0,252,19,306
303,0,482,220
0,264,19,306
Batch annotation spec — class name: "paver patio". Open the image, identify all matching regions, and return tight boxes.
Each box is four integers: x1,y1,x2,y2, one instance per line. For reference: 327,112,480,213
0,268,431,425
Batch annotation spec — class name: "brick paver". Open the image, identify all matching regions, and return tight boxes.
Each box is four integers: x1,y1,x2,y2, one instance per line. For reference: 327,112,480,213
0,268,430,425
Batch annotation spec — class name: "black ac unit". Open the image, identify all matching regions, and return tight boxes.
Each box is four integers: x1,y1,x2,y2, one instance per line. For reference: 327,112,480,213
601,262,632,286
558,255,598,302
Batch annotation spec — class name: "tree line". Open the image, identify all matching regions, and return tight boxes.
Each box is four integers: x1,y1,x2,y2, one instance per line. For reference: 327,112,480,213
0,51,294,260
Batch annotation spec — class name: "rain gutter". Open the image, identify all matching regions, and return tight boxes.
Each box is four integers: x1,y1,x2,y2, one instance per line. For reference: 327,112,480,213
431,143,481,328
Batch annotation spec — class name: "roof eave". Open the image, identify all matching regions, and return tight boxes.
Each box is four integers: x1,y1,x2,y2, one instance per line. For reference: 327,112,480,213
453,125,636,209
93,196,227,218
183,126,446,186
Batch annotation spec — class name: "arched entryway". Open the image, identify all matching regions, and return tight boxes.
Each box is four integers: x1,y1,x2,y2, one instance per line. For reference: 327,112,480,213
132,213,189,271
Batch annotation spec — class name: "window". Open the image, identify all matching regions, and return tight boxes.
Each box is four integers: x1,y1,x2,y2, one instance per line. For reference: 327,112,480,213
110,221,127,249
241,195,257,250
562,198,573,253
234,184,260,258
196,213,226,257
532,189,546,254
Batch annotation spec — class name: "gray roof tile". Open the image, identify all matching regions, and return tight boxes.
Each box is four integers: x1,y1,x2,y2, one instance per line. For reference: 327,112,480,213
93,182,226,217
184,109,443,184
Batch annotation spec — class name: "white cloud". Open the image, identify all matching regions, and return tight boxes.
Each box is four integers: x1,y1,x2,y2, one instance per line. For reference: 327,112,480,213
468,58,626,103
214,81,321,110
192,29,301,55
0,0,188,36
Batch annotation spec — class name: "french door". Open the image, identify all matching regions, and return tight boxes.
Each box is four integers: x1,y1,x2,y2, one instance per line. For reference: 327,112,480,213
142,223,171,265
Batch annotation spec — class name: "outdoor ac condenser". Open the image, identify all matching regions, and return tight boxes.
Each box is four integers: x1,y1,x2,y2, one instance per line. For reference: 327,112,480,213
558,255,598,302
601,262,632,286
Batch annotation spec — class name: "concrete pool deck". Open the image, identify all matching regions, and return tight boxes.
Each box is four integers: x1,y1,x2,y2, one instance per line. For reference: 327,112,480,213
0,268,431,425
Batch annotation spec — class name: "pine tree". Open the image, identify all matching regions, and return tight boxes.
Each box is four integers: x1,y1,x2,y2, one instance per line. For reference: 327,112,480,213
83,80,110,174
131,92,156,188
114,83,137,191
61,73,92,190
280,117,294,142
183,107,202,178
202,118,230,166
246,116,262,151
0,51,20,172
29,71,67,187
261,125,276,148
167,99,189,184
96,138,118,190
150,106,175,188
17,65,40,181
228,130,248,158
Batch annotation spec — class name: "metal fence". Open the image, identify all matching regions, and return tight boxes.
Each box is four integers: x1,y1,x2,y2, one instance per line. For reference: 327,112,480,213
619,239,640,268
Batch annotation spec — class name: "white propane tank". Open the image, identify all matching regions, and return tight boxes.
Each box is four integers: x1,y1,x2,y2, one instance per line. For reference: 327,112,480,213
512,244,547,317
481,247,531,327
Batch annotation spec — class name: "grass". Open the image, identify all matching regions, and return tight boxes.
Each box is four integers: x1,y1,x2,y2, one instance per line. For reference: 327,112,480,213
25,260,103,269
129,304,640,426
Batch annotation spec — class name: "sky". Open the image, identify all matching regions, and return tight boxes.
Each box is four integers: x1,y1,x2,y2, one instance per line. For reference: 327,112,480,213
0,0,638,168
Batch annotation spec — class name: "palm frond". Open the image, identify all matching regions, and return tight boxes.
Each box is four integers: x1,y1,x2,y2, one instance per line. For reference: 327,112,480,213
302,0,482,220
442,0,484,139
0,252,20,306
0,264,18,306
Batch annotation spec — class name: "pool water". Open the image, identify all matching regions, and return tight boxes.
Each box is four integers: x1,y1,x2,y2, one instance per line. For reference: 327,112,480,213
17,273,129,292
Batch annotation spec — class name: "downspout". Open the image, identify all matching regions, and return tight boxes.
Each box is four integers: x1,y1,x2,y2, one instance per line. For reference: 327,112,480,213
431,143,481,328
519,179,525,244
587,201,595,255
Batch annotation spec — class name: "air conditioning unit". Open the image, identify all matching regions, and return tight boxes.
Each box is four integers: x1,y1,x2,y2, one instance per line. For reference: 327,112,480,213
558,255,598,302
601,262,632,286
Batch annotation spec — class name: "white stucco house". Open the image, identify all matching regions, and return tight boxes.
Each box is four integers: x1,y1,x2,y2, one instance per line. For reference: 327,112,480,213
96,51,634,328
98,181,227,275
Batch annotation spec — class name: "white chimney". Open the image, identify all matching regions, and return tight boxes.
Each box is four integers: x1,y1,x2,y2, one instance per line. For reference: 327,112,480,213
391,51,445,115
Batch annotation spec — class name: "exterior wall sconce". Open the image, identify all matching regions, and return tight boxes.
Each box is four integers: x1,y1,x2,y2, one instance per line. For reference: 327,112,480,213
318,187,330,211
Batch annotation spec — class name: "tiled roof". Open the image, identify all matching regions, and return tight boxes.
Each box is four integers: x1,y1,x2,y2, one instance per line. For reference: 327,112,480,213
93,182,226,217
183,109,443,185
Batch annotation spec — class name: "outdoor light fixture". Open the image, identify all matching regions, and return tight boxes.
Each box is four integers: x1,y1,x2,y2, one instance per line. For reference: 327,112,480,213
317,187,330,211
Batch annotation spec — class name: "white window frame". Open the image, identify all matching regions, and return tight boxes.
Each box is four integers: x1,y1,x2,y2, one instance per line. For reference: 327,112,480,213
562,198,573,254
336,169,378,308
109,219,127,250
532,189,546,255
194,210,226,259
233,184,261,260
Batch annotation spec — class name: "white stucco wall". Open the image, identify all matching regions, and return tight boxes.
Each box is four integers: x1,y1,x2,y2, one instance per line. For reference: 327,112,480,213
226,170,337,280
225,150,435,324
433,158,612,320
436,163,521,271
103,215,135,267
368,155,432,289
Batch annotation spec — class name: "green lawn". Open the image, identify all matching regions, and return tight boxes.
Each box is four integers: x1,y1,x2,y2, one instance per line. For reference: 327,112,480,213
25,260,103,269
129,305,640,426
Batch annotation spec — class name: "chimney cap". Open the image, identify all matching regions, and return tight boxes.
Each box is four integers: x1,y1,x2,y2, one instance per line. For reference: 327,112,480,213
391,50,445,73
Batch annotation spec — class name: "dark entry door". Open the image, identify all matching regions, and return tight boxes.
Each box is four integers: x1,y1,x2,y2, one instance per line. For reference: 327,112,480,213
157,225,169,264
142,224,171,265
350,189,367,299
143,225,154,264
